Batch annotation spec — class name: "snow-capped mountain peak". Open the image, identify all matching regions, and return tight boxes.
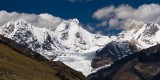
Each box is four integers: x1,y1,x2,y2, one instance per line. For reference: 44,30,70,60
117,21,160,49
0,19,32,38
70,18,79,24
54,18,110,52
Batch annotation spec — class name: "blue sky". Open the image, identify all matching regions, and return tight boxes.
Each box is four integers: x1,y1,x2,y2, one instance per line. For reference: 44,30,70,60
0,0,160,35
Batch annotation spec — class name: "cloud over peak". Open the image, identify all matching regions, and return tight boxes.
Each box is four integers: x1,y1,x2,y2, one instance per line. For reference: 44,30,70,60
93,3,160,29
0,10,62,30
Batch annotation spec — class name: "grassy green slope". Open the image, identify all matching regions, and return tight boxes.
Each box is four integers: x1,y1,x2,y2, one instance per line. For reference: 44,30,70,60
0,43,86,80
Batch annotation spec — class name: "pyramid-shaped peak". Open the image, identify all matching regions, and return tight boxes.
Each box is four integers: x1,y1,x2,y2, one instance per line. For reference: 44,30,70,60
69,18,79,24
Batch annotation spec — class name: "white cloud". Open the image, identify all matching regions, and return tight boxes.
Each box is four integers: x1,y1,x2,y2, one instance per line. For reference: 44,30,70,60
39,13,61,22
96,21,107,27
93,6,115,20
0,10,62,30
108,19,120,28
0,10,97,34
93,4,160,29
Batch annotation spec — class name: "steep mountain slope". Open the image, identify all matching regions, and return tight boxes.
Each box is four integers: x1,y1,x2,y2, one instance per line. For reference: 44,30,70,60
54,19,109,52
0,36,86,80
87,43,160,80
93,21,160,68
0,19,110,76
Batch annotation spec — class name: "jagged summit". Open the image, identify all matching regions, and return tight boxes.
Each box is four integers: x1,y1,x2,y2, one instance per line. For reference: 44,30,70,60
125,20,160,33
116,21,160,49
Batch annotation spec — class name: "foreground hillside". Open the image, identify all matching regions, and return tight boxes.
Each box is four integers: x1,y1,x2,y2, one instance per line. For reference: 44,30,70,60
0,36,86,80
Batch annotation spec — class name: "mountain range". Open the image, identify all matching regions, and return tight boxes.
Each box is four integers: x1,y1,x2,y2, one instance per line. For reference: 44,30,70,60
0,18,160,77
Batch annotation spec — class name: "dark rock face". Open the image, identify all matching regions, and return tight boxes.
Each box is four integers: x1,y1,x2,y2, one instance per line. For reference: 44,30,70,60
87,44,160,80
92,41,138,68
91,58,112,68
43,33,53,51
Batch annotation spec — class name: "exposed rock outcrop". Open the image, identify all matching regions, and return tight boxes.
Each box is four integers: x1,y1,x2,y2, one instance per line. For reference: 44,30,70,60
92,41,138,68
